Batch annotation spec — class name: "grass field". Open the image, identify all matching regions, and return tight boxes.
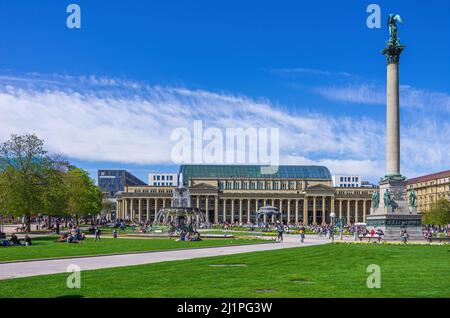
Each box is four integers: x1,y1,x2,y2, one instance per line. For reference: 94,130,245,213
0,236,266,263
1,244,449,298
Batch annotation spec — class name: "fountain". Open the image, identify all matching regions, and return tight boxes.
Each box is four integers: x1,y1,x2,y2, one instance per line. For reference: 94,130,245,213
153,173,206,232
256,206,280,227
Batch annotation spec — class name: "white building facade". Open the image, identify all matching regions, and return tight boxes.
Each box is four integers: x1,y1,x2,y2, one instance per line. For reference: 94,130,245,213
148,173,178,187
332,175,362,188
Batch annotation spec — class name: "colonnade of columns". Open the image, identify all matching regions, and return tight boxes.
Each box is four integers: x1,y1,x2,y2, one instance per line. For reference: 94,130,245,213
117,196,371,225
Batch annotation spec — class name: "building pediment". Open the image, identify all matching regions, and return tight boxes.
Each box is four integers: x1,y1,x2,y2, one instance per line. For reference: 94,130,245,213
306,184,335,192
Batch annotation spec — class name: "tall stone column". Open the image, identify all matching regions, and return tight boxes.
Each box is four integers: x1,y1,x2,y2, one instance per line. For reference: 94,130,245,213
279,199,283,224
239,199,243,224
247,199,251,224
223,199,227,224
263,199,267,223
303,197,308,225
287,200,291,225
154,198,158,219
338,200,342,219
146,199,150,222
124,199,128,220
347,200,351,224
321,197,326,225
231,199,234,224
355,200,359,223
205,197,210,223
386,62,400,176
130,199,135,222
214,196,219,224
363,200,367,222
138,199,142,223
271,199,275,224
295,199,299,224
312,196,317,225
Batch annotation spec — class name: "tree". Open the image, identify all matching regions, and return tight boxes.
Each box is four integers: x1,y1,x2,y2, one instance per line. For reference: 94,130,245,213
423,198,450,226
65,168,103,224
41,160,70,224
0,134,58,231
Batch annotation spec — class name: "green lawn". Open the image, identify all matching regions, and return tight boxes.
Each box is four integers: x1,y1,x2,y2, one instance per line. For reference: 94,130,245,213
1,244,449,298
0,236,266,262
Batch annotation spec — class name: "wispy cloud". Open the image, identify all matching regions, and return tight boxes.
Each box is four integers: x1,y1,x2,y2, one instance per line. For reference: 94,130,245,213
313,82,450,112
271,67,354,79
0,72,448,181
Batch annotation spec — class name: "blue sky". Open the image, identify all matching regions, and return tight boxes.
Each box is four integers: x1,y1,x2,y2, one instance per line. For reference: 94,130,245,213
0,0,449,183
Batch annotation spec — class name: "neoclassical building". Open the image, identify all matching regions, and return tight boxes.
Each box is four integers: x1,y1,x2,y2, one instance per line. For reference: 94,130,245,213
407,170,450,212
116,165,376,225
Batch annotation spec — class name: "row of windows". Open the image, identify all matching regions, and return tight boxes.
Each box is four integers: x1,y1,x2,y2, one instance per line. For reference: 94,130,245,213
340,176,359,182
133,189,172,194
153,182,173,186
152,175,174,181
218,180,303,191
339,184,358,188
414,186,450,195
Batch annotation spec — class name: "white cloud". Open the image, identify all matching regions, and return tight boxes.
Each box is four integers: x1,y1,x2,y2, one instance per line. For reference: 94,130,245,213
0,73,448,182
314,83,450,112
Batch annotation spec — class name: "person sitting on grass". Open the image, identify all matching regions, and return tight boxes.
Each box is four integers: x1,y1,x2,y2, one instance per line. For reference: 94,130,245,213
67,234,80,244
56,233,68,242
10,233,20,246
24,234,32,246
191,231,202,241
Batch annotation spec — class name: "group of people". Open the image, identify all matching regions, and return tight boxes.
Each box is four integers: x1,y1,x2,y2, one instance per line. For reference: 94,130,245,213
57,226,86,243
1,233,32,247
56,226,102,243
178,230,202,242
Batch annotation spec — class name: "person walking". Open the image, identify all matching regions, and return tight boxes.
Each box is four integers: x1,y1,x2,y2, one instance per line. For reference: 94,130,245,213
401,229,409,244
276,221,284,243
95,226,101,241
299,226,305,243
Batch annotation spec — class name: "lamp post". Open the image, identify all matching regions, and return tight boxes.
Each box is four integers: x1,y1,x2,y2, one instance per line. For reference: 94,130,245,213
330,212,336,244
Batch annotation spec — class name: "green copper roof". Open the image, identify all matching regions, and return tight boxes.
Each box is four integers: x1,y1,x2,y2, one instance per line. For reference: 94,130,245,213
179,165,331,185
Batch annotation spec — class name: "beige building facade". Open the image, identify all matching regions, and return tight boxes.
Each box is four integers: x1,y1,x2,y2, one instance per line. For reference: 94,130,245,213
407,170,450,212
116,165,376,225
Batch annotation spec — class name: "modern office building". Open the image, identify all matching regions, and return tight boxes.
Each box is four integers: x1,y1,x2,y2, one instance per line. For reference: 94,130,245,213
98,170,146,198
117,165,376,225
407,170,450,212
148,173,178,187
332,175,362,188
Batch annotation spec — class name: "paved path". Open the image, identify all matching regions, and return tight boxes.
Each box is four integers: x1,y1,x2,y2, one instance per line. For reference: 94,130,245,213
0,236,328,280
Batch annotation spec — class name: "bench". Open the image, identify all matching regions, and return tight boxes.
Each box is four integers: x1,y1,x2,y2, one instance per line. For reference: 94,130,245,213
359,235,383,242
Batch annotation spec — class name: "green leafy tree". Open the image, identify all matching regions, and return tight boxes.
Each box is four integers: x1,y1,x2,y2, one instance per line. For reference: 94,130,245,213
0,134,62,231
65,168,103,224
423,198,450,226
41,160,70,223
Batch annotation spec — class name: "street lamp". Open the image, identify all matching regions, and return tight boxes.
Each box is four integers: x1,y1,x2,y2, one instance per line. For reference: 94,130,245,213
330,212,336,243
